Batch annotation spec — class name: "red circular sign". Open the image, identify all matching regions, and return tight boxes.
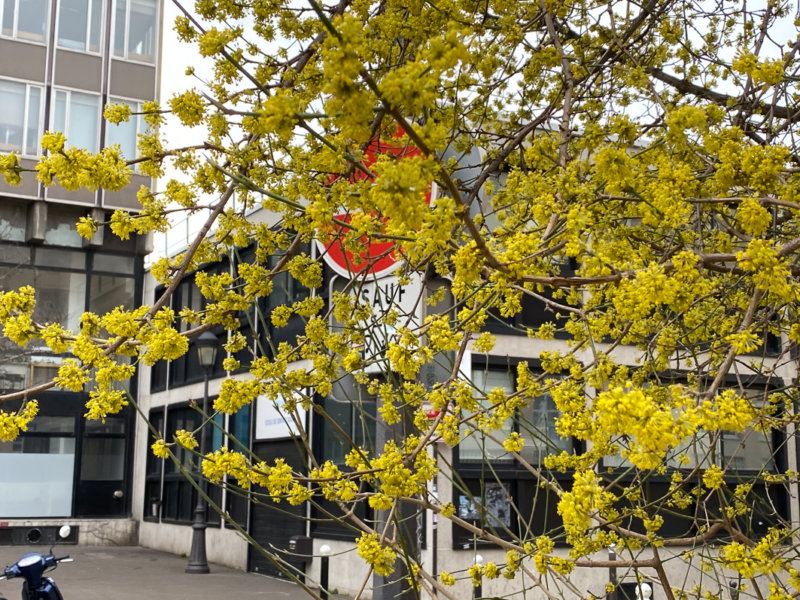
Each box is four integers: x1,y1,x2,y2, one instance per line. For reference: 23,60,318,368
316,133,431,279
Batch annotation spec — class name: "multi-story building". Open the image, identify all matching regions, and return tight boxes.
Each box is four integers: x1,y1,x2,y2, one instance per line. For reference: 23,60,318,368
135,191,799,599
0,0,161,546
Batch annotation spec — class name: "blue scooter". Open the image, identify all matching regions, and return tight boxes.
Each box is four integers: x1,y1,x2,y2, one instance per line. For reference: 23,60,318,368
0,526,73,600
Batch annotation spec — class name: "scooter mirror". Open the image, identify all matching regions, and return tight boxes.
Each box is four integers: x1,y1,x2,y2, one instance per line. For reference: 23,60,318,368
58,526,71,540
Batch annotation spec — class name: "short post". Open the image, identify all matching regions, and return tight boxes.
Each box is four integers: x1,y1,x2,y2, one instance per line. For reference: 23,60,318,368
637,582,653,600
729,580,739,600
320,544,331,600
474,554,483,600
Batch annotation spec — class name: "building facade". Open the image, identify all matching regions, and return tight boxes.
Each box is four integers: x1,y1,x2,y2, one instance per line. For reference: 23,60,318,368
133,197,800,599
0,0,161,546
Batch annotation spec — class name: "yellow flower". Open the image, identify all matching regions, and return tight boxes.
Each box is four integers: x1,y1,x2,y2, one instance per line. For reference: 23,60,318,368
151,439,170,459
175,429,198,450
356,533,396,577
503,432,525,453
703,464,725,490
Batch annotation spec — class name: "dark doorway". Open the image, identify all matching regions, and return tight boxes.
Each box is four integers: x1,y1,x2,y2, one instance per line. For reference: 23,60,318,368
247,438,308,581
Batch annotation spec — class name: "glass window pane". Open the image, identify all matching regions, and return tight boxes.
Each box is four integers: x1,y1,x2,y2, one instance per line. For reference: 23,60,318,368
0,203,28,242
211,413,224,452
93,252,134,273
231,404,250,447
58,0,88,50
34,247,76,269
89,274,134,314
35,247,85,270
68,92,99,152
460,368,514,462
722,429,774,471
0,438,75,516
145,409,164,476
16,0,46,41
31,363,60,386
25,415,75,433
85,415,126,433
80,437,125,480
519,393,571,464
165,407,200,473
322,397,352,465
53,90,67,134
24,85,40,155
0,362,29,395
33,269,87,331
127,0,155,60
0,80,25,152
113,0,126,56
44,203,83,247
89,0,101,51
2,1,13,36
107,114,136,159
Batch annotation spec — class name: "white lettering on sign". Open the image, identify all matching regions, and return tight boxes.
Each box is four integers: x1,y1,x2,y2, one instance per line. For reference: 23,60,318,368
355,273,423,373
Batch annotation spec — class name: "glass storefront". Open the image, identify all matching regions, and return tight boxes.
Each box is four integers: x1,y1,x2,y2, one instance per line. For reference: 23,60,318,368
0,202,142,519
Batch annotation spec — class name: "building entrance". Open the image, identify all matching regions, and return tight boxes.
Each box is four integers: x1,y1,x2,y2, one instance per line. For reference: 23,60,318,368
247,438,307,580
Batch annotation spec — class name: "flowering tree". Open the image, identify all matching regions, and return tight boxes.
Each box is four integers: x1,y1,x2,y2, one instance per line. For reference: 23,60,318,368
2,0,800,598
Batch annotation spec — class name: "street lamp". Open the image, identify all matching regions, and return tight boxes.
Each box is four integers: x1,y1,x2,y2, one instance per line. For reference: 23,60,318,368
186,330,219,574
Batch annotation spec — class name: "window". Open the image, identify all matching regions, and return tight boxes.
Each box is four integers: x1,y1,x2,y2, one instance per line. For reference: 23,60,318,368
57,0,102,52
259,243,312,353
451,359,577,548
312,380,376,539
146,404,223,525
0,413,76,517
161,405,200,523
113,0,157,62
1,0,47,42
0,232,140,395
459,364,571,464
602,381,788,539
318,387,375,467
0,79,41,156
52,89,100,153
105,98,144,165
484,260,576,338
143,408,164,521
167,268,226,388
225,404,250,527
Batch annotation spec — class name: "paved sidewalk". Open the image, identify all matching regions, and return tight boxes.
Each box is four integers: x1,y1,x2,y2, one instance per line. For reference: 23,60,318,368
0,545,313,600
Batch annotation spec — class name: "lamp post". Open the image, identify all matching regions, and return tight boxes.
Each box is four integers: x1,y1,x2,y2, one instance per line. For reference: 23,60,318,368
186,330,219,574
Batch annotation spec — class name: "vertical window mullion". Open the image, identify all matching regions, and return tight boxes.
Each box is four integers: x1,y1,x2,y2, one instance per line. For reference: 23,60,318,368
63,91,71,142
86,0,91,50
123,0,129,57
21,83,29,153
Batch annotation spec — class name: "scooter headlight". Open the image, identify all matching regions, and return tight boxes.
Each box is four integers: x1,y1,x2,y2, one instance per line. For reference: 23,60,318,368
16,555,41,568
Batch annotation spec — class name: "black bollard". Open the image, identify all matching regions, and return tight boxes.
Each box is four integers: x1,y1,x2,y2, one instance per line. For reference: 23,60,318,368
320,548,330,600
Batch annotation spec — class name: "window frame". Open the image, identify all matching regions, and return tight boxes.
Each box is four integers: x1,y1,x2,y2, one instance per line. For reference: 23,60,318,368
451,356,579,548
455,357,578,468
311,383,377,540
0,77,43,157
0,0,48,44
599,373,789,540
112,0,158,64
51,87,102,153
105,96,144,171
56,0,103,53
144,402,224,526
